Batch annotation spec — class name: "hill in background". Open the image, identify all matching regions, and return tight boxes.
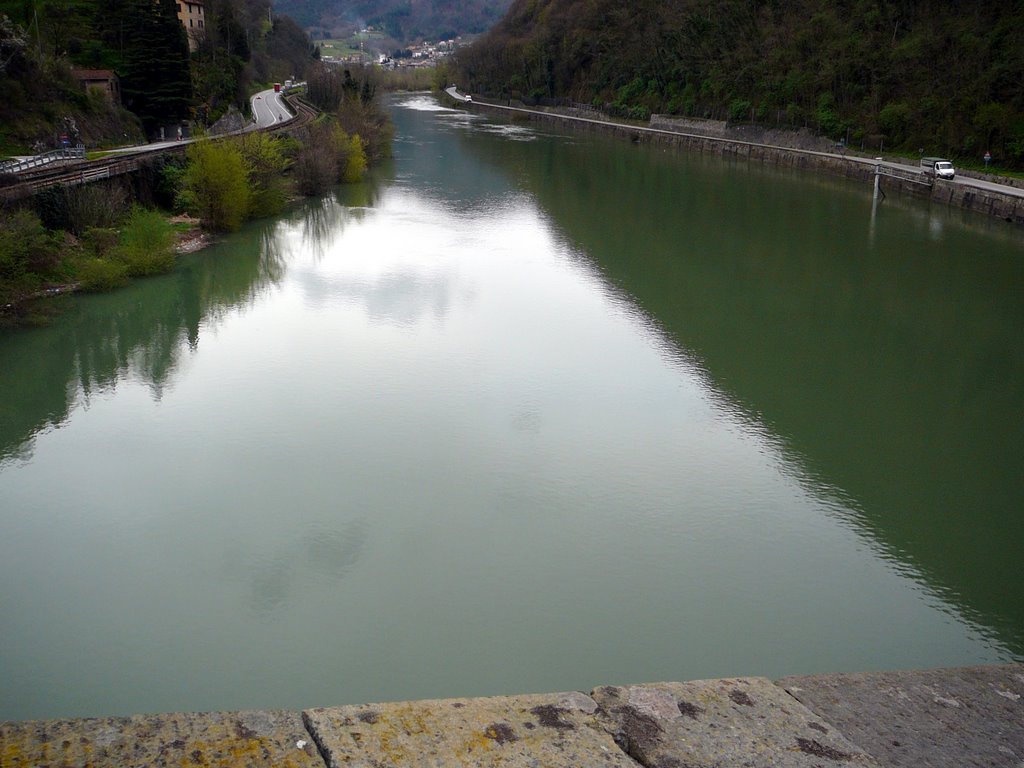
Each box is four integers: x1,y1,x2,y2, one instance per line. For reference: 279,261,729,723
457,0,1024,166
274,0,511,43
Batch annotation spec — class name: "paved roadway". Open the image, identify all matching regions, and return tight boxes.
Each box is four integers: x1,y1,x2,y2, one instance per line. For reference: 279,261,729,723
88,87,294,158
445,86,470,103
249,86,294,129
447,87,1024,201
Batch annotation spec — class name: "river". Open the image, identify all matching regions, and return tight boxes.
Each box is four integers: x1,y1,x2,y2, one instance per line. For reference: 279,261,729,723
1,95,1022,721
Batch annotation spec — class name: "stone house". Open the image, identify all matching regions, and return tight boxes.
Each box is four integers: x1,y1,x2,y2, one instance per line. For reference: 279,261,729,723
71,69,121,104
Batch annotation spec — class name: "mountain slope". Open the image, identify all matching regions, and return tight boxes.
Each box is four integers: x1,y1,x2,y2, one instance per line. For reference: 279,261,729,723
457,0,1024,165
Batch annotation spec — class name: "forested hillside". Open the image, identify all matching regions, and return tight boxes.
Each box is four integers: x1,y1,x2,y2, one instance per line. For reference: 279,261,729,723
273,0,511,43
457,0,1024,165
0,0,316,151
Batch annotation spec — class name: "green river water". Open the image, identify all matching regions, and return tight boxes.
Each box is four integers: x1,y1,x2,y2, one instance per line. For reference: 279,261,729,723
1,95,1022,721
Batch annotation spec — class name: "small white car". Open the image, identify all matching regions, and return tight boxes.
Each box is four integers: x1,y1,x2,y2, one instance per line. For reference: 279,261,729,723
934,161,955,180
465,94,473,102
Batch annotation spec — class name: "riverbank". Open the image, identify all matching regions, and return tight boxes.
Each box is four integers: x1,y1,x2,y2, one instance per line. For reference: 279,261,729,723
453,94,1024,227
0,214,208,327
2,664,1020,767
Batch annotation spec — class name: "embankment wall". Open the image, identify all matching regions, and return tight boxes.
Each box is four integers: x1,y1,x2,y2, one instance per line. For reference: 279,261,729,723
2,664,1021,768
469,100,1024,227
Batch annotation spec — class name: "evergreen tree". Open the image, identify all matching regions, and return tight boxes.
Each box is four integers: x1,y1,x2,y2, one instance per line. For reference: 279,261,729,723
121,0,191,134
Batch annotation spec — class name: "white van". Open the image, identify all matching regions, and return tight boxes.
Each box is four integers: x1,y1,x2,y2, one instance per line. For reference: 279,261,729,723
921,157,956,180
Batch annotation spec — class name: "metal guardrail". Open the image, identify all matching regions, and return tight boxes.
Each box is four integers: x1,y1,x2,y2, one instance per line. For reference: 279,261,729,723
0,145,86,174
875,162,933,187
0,157,141,199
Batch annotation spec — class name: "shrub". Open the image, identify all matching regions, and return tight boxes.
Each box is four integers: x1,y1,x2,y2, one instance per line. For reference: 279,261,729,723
76,257,129,291
183,140,251,232
114,206,176,276
728,99,752,123
341,134,367,183
0,209,60,281
816,93,841,137
293,122,369,194
335,98,393,162
155,157,188,211
293,123,342,196
82,227,119,257
63,183,129,234
236,132,288,218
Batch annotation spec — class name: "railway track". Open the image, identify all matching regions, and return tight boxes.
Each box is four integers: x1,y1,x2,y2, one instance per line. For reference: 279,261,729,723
0,93,320,202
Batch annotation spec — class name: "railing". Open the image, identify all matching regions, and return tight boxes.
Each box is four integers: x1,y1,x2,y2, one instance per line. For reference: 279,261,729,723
0,156,144,199
875,162,933,186
0,145,86,174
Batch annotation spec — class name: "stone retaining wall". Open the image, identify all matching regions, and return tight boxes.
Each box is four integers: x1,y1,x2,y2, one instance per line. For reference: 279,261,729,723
470,101,1024,227
2,665,1021,767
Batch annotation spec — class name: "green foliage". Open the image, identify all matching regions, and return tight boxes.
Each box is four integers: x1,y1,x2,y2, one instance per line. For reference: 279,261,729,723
0,49,144,153
973,103,1009,151
307,64,377,113
67,205,173,289
76,256,129,291
292,119,372,195
82,227,119,256
154,156,187,210
64,183,130,234
183,139,251,231
341,134,367,183
879,102,911,145
293,122,347,195
816,93,841,138
120,0,192,133
0,209,61,287
2,0,314,144
728,99,752,123
113,206,176,276
1008,121,1024,164
327,67,393,163
236,132,288,218
457,0,1024,166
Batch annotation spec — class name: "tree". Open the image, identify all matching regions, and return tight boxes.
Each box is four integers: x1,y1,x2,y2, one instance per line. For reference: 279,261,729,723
190,0,250,123
120,0,191,133
183,139,250,231
264,15,312,81
236,132,287,217
0,13,26,73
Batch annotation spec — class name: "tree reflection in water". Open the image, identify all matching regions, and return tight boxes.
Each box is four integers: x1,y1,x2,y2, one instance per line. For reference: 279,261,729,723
0,218,289,466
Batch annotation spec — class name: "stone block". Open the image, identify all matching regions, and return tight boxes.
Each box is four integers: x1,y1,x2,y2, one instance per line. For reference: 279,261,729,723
0,709,321,768
303,690,635,768
779,664,1024,767
592,677,876,767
